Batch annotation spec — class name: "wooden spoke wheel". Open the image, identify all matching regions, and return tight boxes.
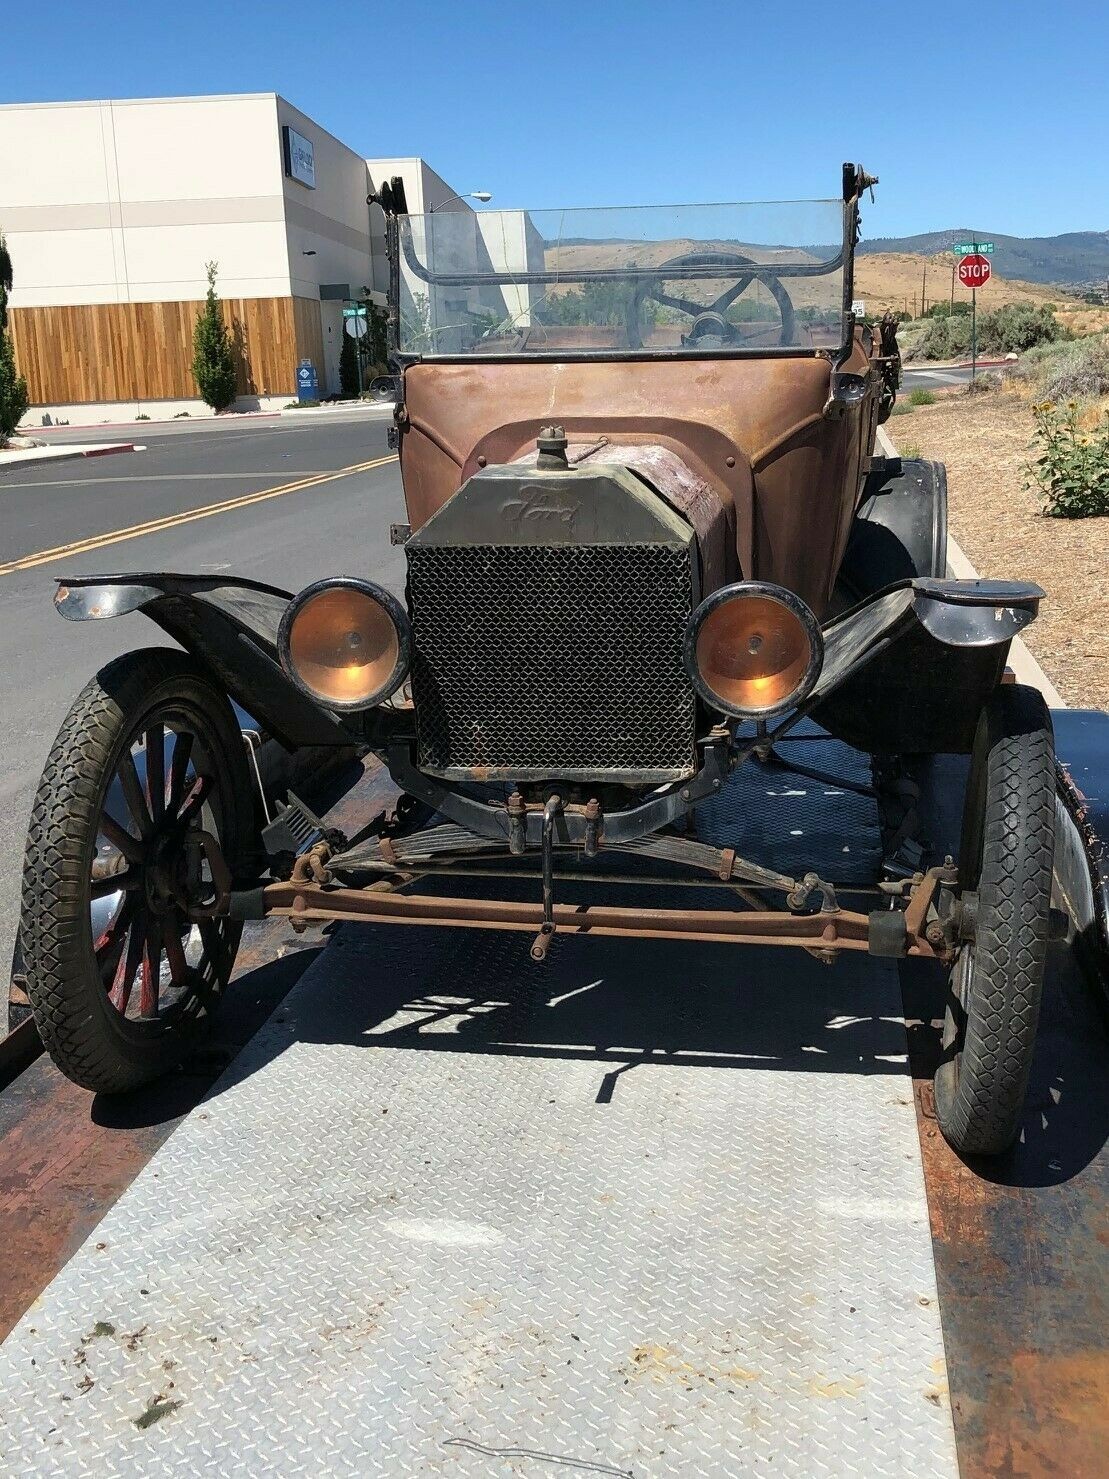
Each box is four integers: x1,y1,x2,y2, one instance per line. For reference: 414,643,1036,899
21,649,253,1094
934,684,1056,1157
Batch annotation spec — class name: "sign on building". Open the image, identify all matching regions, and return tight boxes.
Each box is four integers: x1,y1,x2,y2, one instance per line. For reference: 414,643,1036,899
282,126,316,189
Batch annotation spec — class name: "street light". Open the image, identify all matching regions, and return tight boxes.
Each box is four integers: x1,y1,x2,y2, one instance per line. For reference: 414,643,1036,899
429,191,493,212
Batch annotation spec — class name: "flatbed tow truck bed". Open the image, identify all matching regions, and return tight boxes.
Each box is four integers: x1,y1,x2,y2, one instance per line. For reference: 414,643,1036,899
0,717,1106,1477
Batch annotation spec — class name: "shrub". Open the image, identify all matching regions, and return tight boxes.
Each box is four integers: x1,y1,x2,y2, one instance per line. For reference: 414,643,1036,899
915,302,1067,361
924,301,971,319
136,412,151,420
339,330,360,398
0,328,28,438
916,314,972,360
1024,401,1109,518
907,387,936,406
191,261,238,411
1039,337,1109,402
978,302,1069,355
889,402,914,416
899,442,922,459
964,371,1002,395
0,229,30,440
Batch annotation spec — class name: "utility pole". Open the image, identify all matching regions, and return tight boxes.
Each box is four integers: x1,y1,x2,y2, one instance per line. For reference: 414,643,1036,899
950,261,955,312
922,261,928,318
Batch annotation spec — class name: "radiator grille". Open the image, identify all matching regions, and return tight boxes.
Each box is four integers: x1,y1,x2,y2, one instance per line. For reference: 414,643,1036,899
407,543,696,779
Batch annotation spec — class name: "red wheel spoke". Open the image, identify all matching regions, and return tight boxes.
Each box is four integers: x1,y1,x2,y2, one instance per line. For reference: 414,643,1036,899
118,751,154,840
145,723,166,824
139,923,162,1017
163,920,190,987
108,914,144,1014
168,730,195,813
98,813,144,865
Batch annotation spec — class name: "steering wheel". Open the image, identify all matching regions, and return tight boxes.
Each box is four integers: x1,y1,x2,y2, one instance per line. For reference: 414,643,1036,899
628,250,796,349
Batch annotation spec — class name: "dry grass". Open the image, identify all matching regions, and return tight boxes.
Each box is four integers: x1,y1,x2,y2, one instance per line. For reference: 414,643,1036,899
543,242,1074,319
855,251,1064,315
887,390,1109,708
1055,306,1109,338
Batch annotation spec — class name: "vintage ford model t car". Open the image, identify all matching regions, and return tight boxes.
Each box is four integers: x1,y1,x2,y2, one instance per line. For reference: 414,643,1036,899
19,166,1059,1157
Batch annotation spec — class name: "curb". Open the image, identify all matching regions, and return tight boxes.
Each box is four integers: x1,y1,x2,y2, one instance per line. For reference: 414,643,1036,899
22,403,394,435
26,414,281,434
0,442,142,470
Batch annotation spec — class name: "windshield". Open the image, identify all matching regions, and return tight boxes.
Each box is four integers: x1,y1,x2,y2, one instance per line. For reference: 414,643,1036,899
396,200,846,358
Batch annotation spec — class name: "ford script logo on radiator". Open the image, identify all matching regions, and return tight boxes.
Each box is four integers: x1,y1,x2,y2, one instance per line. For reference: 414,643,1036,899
500,486,580,534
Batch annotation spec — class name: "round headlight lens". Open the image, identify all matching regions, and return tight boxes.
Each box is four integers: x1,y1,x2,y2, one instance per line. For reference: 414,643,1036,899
685,583,822,718
279,579,410,711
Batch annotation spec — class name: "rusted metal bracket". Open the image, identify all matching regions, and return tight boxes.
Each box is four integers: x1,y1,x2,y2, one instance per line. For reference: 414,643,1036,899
531,795,562,962
250,878,940,958
181,830,233,919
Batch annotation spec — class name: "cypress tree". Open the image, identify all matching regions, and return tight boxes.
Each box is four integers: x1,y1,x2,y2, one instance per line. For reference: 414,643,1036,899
0,230,30,441
191,261,238,411
339,326,360,397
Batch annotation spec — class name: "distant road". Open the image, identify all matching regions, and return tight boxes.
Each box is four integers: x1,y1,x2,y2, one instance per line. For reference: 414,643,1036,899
901,364,975,390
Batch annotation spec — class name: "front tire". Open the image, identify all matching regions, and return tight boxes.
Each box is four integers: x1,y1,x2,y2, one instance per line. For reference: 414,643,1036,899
934,684,1055,1156
20,649,253,1094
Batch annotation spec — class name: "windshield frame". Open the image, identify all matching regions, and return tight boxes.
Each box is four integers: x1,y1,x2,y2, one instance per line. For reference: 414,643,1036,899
386,178,860,367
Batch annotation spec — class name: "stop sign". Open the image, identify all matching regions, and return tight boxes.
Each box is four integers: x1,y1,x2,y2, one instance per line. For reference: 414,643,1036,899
958,253,992,287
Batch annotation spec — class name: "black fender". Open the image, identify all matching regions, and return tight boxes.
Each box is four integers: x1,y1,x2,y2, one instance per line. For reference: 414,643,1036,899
838,457,948,602
53,573,358,749
809,577,1044,754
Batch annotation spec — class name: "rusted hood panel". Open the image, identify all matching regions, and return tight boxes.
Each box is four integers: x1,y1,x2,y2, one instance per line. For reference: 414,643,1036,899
400,349,873,615
509,440,735,594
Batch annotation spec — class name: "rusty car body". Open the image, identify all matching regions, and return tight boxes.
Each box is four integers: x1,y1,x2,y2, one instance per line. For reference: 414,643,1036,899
18,165,1074,1157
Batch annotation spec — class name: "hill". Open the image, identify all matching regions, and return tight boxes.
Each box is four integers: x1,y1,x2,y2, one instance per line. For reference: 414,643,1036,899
542,241,1069,318
854,252,1062,315
857,230,1109,289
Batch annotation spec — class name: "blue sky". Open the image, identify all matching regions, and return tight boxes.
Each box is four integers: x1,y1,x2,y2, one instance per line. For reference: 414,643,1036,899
5,0,1106,237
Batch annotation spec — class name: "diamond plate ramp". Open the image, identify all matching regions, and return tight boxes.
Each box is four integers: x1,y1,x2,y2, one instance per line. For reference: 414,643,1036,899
0,738,957,1477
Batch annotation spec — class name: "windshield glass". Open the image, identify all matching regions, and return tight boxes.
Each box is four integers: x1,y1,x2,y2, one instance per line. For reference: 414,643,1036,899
396,200,845,357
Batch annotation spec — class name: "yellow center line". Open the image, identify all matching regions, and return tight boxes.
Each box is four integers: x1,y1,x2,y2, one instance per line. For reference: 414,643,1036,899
0,455,397,578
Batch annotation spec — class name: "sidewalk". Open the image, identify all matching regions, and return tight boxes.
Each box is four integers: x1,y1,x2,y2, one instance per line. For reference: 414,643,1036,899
19,400,395,436
0,440,142,471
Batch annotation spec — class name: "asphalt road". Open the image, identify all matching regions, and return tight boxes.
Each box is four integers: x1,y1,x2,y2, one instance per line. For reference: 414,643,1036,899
0,406,405,982
900,364,978,390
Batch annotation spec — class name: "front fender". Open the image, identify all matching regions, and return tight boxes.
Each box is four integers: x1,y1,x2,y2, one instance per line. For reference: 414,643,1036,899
54,573,357,749
809,577,1045,754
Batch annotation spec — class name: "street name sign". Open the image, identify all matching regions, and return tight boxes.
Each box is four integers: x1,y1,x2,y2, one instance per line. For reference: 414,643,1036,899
953,241,994,255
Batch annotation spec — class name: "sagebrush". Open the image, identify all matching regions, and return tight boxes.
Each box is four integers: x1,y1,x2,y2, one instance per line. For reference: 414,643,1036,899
1023,336,1109,402
916,302,1067,362
1024,400,1109,518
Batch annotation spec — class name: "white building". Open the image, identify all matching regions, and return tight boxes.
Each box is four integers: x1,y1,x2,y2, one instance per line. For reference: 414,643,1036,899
0,93,484,420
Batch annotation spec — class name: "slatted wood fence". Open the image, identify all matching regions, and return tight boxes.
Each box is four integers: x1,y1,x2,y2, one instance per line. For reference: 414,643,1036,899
9,295,325,405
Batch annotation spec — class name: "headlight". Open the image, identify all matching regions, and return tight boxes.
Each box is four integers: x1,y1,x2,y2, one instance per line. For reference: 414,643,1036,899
278,578,411,711
684,581,822,718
